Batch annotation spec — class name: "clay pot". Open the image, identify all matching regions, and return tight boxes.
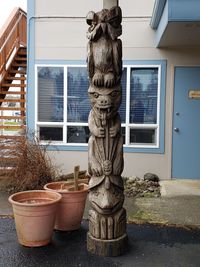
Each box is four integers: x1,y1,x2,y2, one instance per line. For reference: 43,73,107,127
9,190,62,247
44,181,88,231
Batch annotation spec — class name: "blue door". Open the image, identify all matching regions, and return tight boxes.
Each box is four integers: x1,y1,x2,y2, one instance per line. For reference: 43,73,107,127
172,67,200,179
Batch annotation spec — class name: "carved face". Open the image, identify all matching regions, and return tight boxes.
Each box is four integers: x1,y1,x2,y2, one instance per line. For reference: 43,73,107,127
103,160,112,176
86,6,122,41
89,85,121,122
89,179,124,215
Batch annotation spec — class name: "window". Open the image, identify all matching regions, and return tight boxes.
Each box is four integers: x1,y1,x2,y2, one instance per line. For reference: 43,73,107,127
124,66,160,148
36,65,89,145
36,63,164,150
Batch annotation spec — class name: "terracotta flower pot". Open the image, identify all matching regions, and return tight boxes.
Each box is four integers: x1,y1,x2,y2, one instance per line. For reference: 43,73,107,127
44,181,88,231
9,190,62,247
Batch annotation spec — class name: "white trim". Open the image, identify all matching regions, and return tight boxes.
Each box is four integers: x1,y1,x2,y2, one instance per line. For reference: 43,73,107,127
63,66,67,143
156,65,161,148
125,66,131,146
39,141,88,147
129,124,158,129
122,65,161,148
34,65,38,133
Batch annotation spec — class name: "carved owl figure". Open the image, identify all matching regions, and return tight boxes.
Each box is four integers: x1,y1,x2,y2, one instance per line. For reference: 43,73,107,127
86,6,122,88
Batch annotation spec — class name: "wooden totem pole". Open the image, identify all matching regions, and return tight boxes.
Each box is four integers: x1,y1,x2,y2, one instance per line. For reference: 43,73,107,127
86,4,128,256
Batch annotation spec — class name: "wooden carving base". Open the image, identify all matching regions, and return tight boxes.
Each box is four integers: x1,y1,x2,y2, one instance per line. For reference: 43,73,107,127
87,232,128,257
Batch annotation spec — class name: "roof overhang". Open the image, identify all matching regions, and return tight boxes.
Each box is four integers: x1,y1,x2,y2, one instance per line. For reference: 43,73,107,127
151,0,200,47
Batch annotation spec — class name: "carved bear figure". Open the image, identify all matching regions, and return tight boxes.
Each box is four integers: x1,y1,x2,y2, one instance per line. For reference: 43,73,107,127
88,85,122,127
86,6,122,88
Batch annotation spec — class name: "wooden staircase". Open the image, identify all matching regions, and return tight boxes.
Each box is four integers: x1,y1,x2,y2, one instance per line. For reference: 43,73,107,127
0,8,27,179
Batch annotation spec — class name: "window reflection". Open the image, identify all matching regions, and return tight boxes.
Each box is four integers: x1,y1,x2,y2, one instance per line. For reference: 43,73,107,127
130,68,158,124
67,67,90,123
40,127,63,141
67,126,90,143
130,129,156,144
38,67,64,122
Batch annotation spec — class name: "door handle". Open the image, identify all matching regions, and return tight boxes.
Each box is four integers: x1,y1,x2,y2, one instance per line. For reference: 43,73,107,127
174,127,179,132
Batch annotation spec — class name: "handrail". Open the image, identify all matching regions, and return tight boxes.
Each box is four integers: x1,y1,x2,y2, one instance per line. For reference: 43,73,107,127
0,7,27,81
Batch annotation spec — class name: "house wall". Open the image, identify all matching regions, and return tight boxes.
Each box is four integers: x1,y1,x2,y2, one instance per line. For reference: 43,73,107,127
29,0,200,179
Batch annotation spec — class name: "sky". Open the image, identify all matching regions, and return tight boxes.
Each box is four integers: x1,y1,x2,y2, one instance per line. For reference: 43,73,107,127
0,0,27,29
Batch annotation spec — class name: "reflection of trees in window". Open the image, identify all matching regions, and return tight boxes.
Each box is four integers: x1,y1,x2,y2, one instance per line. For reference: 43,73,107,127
38,67,64,122
119,68,127,123
67,67,90,123
130,69,158,124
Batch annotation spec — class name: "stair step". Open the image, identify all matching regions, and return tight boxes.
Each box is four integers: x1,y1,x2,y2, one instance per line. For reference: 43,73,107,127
12,63,27,67
0,99,25,103
6,77,26,81
0,116,26,120
0,91,26,95
9,70,26,74
18,50,27,55
1,84,26,87
0,135,24,140
0,144,16,150
0,168,14,176
0,107,25,111
0,164,17,169
15,57,27,61
0,157,16,162
0,125,26,130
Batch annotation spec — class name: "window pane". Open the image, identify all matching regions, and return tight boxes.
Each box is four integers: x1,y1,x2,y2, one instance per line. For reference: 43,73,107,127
130,68,158,124
38,67,64,122
39,127,63,141
67,126,90,143
67,67,90,123
130,129,156,144
119,68,127,123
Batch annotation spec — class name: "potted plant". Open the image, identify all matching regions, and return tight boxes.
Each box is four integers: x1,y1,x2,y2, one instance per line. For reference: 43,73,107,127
44,166,88,231
9,190,62,247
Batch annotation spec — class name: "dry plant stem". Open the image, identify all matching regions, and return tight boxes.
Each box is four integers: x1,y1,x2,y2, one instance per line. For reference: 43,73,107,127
3,134,58,193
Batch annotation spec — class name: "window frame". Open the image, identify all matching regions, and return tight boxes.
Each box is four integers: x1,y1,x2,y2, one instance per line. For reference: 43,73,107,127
35,61,166,153
122,64,161,149
35,64,89,147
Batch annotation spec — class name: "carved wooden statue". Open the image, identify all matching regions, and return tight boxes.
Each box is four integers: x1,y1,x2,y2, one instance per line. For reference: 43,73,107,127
86,6,128,256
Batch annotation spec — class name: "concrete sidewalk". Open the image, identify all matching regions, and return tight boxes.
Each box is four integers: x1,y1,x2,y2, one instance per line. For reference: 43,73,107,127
124,179,200,227
1,179,200,228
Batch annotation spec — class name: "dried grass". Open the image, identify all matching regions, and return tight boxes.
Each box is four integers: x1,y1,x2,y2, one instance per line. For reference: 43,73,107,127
3,133,59,193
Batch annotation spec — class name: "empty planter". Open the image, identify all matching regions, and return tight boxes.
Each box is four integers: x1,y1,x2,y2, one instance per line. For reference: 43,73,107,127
44,181,88,231
9,190,62,247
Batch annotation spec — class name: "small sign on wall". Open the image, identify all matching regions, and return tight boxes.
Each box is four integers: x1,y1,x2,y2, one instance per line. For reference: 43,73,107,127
188,90,200,99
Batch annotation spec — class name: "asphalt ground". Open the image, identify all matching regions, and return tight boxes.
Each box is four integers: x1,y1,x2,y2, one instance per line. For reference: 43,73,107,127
0,218,200,267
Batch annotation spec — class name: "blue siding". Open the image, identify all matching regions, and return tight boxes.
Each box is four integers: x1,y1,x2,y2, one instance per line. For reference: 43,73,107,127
151,0,200,47
169,0,200,21
150,0,167,29
155,1,168,47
